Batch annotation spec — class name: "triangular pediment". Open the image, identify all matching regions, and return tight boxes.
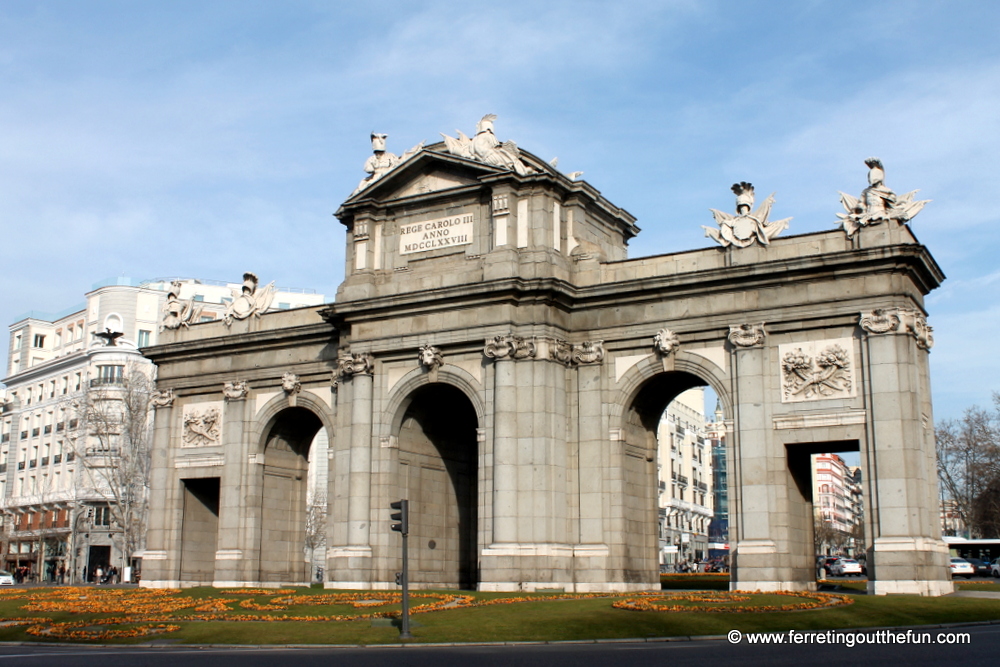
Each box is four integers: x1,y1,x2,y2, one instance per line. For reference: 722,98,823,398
341,148,505,207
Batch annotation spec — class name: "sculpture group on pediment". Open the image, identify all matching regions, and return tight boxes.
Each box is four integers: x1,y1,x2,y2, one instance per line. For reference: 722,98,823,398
837,158,930,237
161,280,203,331
704,182,790,249
352,132,424,196
441,114,535,176
223,272,276,327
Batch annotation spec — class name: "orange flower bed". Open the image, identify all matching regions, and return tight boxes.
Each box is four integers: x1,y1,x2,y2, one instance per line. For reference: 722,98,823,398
2,586,851,641
613,590,853,613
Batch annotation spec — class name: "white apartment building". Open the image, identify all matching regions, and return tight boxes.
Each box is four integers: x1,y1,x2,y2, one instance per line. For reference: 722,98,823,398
656,388,714,569
812,453,864,555
1,276,323,582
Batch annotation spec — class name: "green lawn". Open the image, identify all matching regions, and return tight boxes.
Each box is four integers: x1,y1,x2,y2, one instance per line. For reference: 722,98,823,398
0,585,996,645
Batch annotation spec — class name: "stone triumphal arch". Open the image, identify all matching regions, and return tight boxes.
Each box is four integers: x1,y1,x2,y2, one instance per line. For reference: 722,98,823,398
141,118,950,595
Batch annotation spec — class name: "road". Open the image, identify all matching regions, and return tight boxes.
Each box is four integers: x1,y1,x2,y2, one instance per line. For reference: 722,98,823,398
0,625,997,667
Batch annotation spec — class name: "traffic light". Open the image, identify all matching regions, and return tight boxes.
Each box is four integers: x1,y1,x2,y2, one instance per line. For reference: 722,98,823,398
390,499,409,535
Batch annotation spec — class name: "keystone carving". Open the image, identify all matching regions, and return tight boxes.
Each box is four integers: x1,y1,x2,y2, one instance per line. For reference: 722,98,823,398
223,380,249,400
281,372,301,395
653,328,681,356
150,388,175,408
338,350,375,377
418,345,444,371
484,335,536,361
728,323,767,348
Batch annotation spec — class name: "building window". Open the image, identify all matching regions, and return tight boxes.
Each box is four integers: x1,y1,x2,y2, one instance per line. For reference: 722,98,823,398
94,506,111,527
95,365,124,386
14,333,22,350
137,330,151,347
55,330,62,347
193,294,205,302
32,334,46,348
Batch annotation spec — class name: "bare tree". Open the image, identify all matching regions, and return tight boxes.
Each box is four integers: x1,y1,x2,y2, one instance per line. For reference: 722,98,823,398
936,393,1000,538
75,361,154,576
814,513,848,555
304,493,327,582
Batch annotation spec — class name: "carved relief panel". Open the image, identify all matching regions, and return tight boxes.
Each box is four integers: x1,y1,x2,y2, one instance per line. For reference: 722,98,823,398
778,338,856,403
181,402,224,447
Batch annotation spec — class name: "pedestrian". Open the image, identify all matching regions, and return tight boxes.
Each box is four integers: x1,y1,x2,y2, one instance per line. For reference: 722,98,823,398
95,566,103,585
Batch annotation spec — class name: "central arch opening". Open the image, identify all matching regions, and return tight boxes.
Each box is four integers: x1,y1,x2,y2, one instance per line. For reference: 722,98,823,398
396,383,479,589
622,371,720,583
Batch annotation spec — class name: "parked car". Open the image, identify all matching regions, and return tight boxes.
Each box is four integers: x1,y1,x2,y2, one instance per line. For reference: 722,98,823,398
965,558,990,577
950,557,975,578
831,558,864,576
817,556,840,576
0,570,13,586
990,558,1000,578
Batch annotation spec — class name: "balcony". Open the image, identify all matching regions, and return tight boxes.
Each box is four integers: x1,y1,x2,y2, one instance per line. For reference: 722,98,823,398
41,456,49,466
31,428,39,437
43,425,52,435
56,423,64,433
29,460,36,468
20,431,27,440
68,419,78,429
89,378,125,388
53,454,62,464
85,446,120,458
66,452,75,462
17,461,25,470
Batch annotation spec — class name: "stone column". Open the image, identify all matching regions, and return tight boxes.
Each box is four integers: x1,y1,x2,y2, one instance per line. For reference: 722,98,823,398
214,388,249,586
726,324,802,592
141,390,177,587
573,346,610,591
327,353,375,588
859,308,951,596
491,356,518,544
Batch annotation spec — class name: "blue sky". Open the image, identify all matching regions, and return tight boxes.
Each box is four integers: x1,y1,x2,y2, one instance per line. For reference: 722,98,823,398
1,1,998,422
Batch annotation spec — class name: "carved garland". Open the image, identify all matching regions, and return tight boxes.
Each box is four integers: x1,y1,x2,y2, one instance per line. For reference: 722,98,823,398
150,389,175,408
483,335,536,360
338,351,376,377
859,308,933,350
223,380,249,400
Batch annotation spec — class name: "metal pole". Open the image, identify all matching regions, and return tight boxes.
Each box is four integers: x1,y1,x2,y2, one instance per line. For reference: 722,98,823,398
400,529,411,639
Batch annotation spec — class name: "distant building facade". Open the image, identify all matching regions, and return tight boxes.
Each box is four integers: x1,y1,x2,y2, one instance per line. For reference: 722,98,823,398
656,388,713,569
1,277,322,582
